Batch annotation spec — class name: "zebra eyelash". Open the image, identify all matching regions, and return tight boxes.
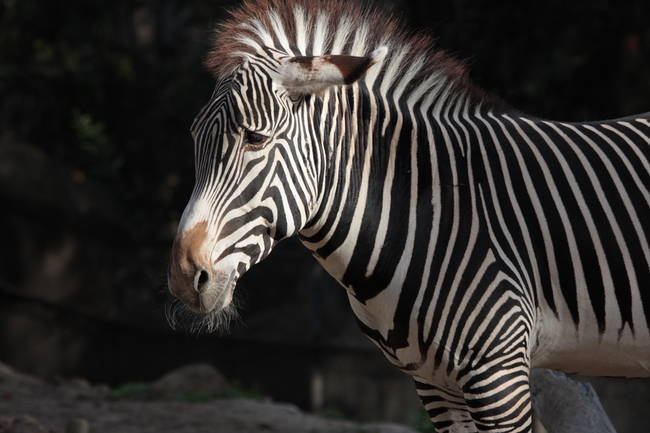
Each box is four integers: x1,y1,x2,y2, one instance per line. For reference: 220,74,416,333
243,128,268,148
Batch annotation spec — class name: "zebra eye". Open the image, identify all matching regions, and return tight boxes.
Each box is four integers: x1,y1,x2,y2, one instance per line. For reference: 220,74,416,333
243,129,268,147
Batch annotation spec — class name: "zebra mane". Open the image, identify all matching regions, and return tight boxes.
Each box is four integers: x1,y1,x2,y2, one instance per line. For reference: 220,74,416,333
206,0,494,106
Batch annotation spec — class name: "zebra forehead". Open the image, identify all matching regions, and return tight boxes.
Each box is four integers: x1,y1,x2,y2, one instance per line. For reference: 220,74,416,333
204,0,488,103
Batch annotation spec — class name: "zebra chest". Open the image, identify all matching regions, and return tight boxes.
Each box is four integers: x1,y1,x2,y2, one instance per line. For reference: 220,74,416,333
345,287,460,382
315,250,466,379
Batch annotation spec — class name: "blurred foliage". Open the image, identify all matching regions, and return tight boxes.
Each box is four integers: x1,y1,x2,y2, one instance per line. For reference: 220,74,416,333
317,406,347,419
177,390,214,402
408,408,436,433
404,0,650,120
109,381,150,399
0,0,237,244
219,381,264,400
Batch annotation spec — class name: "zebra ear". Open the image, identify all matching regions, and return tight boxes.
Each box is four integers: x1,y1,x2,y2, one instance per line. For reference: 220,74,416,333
278,46,388,95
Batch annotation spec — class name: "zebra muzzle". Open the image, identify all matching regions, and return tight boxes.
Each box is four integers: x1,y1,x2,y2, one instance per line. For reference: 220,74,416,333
196,268,237,314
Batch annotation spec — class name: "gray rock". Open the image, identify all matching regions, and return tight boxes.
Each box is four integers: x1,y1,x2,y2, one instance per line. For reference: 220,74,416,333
65,418,90,433
362,423,422,433
0,362,421,433
0,362,42,385
150,363,229,398
0,415,52,433
531,368,617,433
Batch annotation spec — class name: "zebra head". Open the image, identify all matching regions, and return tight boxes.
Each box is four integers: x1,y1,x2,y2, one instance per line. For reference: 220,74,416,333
167,46,387,330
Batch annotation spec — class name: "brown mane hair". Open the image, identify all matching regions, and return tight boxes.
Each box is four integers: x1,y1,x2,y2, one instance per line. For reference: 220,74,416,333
206,0,494,105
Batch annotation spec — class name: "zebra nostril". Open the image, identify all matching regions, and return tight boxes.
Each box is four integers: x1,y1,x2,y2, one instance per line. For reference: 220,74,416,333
194,269,210,293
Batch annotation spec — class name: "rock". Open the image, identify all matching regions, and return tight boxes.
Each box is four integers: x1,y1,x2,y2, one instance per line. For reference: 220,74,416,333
0,362,421,433
66,378,91,388
362,423,422,433
531,368,617,433
0,363,14,380
0,417,12,431
0,367,422,433
150,364,228,398
92,384,111,398
65,418,90,433
0,415,52,433
56,376,106,401
0,362,42,385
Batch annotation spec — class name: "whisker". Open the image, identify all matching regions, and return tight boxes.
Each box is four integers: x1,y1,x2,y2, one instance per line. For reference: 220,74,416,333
164,294,241,335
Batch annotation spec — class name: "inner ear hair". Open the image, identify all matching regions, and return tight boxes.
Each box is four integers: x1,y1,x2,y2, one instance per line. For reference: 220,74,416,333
279,46,388,95
327,47,388,84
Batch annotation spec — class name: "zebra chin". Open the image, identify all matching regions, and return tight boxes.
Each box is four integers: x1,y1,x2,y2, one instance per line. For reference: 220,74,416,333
165,278,240,335
166,262,241,334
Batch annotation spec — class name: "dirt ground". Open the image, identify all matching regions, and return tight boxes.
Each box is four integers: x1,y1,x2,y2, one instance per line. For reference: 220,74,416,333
0,362,418,433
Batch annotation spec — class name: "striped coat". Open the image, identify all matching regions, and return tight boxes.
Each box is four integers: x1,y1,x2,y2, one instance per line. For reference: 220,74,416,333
168,1,650,431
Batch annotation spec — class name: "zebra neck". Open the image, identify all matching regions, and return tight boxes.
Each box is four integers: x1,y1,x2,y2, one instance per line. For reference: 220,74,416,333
299,85,484,299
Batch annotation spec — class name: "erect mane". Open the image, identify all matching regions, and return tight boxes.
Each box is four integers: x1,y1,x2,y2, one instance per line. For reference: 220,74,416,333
206,0,494,105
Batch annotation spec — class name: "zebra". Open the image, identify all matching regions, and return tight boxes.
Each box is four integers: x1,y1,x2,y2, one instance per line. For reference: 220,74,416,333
167,0,650,431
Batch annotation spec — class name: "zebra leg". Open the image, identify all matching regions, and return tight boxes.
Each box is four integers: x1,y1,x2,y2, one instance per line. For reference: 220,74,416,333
415,380,478,433
461,366,533,432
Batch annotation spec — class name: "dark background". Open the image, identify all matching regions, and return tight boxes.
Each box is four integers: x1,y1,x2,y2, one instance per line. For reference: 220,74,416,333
1,0,649,428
